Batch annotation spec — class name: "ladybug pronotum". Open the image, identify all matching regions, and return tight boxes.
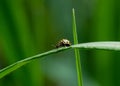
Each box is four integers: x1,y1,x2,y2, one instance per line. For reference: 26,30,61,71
56,39,71,48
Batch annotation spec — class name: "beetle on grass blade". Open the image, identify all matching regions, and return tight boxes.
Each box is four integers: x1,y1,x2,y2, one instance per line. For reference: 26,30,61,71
56,39,71,48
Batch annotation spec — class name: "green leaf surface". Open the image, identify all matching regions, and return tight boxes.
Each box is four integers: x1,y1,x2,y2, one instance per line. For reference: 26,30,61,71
71,42,120,51
0,42,120,79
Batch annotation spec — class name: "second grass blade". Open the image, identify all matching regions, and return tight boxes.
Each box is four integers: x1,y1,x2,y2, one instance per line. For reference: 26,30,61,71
72,8,83,86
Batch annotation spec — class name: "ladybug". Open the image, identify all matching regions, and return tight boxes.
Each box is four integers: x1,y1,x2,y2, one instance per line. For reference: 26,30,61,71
56,39,71,48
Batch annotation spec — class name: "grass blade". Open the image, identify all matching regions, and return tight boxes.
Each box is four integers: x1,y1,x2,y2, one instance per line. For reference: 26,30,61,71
0,47,69,79
71,42,120,51
72,8,83,86
0,42,120,79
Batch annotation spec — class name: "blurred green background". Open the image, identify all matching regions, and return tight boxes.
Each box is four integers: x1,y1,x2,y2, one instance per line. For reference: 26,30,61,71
0,0,120,86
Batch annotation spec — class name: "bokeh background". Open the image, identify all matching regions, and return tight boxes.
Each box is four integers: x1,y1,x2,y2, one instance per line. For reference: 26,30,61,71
0,0,120,86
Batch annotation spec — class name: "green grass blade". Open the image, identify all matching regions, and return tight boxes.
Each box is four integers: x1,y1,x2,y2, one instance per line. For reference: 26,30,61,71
0,47,69,79
0,42,120,79
72,8,83,86
71,42,120,51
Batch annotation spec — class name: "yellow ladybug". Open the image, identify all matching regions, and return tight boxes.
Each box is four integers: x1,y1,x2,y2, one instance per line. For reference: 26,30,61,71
56,39,71,48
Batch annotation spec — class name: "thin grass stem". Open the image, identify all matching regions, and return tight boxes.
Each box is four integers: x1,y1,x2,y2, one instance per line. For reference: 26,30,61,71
72,8,83,86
